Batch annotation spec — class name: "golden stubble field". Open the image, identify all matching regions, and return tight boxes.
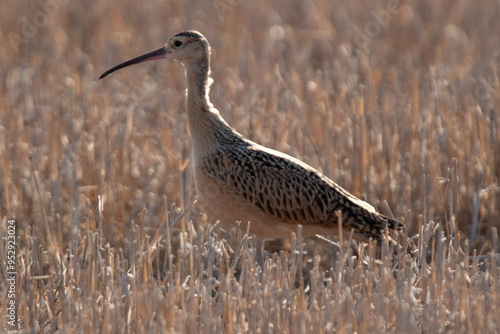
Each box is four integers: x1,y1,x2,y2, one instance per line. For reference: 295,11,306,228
1,0,499,332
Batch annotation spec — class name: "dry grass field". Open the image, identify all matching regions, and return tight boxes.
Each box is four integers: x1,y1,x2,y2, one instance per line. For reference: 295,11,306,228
1,0,500,332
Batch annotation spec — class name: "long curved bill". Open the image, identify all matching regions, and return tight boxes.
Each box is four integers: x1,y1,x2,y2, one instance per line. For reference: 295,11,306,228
99,46,167,79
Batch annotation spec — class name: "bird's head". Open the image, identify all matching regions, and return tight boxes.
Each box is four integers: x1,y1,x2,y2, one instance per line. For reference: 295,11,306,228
99,30,209,79
166,31,210,62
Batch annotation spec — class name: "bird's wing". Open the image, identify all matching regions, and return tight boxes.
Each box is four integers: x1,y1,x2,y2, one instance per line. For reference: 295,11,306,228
200,143,401,240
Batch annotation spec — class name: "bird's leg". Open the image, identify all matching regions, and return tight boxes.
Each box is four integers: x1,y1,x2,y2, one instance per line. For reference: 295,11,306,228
253,237,265,269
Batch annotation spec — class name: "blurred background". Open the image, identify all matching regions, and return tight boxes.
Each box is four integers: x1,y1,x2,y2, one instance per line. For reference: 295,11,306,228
1,0,499,252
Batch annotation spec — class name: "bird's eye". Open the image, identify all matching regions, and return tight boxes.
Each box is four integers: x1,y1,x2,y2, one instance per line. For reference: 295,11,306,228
174,40,183,47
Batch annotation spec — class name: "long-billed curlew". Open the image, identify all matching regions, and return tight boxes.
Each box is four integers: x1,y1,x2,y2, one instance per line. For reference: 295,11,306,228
100,30,402,248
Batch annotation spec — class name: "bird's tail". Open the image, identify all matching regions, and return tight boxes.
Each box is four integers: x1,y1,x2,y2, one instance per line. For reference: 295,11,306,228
341,209,403,244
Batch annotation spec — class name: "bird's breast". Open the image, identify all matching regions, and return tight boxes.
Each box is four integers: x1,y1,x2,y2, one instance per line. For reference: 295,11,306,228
193,157,273,234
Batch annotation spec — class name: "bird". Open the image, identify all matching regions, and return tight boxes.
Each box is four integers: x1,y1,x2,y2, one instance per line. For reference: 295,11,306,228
100,30,402,248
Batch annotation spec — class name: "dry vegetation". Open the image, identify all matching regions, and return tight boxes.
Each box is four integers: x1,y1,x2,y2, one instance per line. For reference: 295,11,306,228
1,0,499,332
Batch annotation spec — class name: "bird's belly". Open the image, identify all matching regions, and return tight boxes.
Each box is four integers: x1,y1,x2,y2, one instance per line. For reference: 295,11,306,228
194,168,336,239
194,170,289,237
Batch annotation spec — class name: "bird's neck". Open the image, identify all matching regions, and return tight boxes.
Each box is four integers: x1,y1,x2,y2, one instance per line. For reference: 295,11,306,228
183,58,238,158
184,57,212,111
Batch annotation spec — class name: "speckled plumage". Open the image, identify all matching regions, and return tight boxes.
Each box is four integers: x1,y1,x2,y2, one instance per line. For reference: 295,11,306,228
100,30,402,242
196,136,401,241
